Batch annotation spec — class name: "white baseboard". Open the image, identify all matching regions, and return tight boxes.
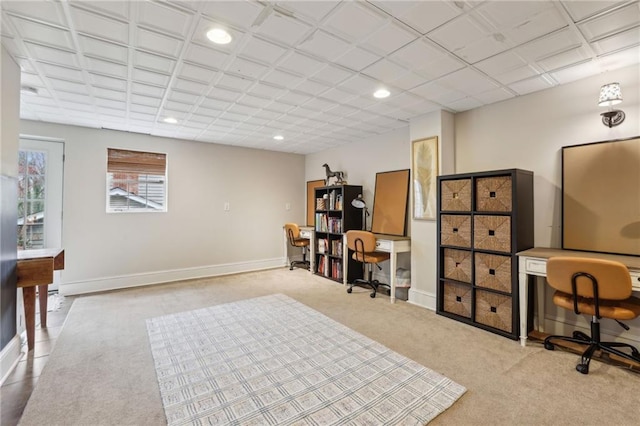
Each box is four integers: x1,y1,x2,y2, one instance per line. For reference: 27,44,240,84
0,335,22,385
407,288,436,311
59,257,285,296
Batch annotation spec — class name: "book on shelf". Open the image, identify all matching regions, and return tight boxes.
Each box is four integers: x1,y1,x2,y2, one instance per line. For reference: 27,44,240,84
331,240,342,257
315,213,328,232
317,238,328,254
331,259,342,280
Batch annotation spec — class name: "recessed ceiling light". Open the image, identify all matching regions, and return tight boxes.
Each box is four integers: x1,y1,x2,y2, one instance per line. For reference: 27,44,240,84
163,117,178,124
273,135,284,141
206,28,232,45
373,88,390,99
20,86,39,96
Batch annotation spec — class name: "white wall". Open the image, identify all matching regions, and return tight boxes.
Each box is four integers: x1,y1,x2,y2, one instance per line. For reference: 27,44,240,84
20,120,306,295
455,63,640,341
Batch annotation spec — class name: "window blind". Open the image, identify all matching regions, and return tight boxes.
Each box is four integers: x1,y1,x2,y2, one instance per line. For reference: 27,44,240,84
107,148,166,175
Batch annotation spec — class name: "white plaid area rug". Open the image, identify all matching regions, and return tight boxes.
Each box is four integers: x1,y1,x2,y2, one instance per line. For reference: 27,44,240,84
146,294,466,425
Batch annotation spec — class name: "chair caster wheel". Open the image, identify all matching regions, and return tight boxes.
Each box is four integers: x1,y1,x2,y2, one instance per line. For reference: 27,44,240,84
347,287,352,293
370,292,376,298
576,364,589,374
544,341,555,351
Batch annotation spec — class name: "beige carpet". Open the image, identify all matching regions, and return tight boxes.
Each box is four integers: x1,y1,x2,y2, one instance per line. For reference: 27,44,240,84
19,268,640,425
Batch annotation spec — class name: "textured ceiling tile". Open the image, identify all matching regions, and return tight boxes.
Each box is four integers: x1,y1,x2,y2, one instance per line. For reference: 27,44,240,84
578,3,640,41
549,60,601,84
239,35,289,64
24,42,80,68
200,0,265,29
57,90,93,104
70,6,129,44
561,0,627,21
595,45,640,70
262,68,304,88
134,50,177,74
178,62,218,84
445,96,483,112
132,67,171,87
323,2,386,41
293,78,331,96
437,67,500,95
90,73,128,91
85,57,128,79
168,90,200,105
73,0,130,20
337,74,380,96
129,103,158,115
236,94,272,108
508,76,555,95
255,10,312,46
9,16,75,50
1,0,68,27
136,1,193,39
591,26,640,55
173,78,210,95
39,62,84,81
361,21,418,56
130,94,162,107
333,46,381,71
227,56,269,79
135,27,183,58
278,1,340,22
183,44,230,69
475,50,528,75
78,35,128,64
361,58,406,82
279,51,325,76
537,46,592,72
278,90,313,105
391,72,430,91
131,82,165,97
491,65,540,85
516,28,583,62
298,29,352,61
312,64,352,85
321,87,356,103
473,87,515,104
48,78,87,94
249,82,286,99
499,7,568,45
218,73,254,91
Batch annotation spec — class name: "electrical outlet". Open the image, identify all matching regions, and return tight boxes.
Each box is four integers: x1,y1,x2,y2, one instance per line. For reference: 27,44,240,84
224,202,230,211
285,202,291,210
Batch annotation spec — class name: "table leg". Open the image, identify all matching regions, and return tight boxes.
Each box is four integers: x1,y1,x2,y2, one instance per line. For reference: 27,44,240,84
389,249,396,304
536,277,545,333
22,286,36,351
38,284,48,328
518,257,528,347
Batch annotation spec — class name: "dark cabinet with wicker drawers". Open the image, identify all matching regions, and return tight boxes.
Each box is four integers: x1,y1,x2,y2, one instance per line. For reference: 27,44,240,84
437,169,534,340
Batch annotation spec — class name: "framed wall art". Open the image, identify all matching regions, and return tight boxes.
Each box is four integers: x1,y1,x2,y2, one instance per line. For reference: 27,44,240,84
412,136,439,220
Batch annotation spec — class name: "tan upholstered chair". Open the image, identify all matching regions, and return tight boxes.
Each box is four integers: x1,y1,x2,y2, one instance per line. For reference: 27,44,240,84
284,223,310,270
543,257,640,374
346,230,390,298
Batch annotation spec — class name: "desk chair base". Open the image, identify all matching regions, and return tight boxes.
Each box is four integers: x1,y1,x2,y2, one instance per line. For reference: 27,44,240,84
544,318,640,374
289,259,310,271
347,266,389,298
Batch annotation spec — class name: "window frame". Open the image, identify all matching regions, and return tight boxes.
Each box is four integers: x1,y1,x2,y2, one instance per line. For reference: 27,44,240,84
106,148,168,214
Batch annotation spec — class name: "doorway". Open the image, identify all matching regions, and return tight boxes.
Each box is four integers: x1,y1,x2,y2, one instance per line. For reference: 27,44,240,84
17,137,64,289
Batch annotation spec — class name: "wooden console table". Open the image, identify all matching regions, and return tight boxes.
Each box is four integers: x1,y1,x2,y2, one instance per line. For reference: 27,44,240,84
17,248,65,351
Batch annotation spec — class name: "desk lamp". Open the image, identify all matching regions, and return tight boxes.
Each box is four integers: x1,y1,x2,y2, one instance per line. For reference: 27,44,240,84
351,194,369,231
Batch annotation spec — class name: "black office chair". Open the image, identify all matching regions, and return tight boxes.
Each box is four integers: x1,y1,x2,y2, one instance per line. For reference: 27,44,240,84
345,230,390,298
543,257,640,374
284,223,310,270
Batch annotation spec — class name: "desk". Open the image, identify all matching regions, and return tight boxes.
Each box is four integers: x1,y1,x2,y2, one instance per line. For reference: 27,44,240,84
517,247,640,347
17,248,65,351
343,234,411,303
283,226,314,273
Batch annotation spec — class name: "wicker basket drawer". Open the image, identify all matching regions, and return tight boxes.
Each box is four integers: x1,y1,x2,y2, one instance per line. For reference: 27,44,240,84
475,253,512,293
474,215,511,253
442,281,472,318
440,215,471,248
443,249,472,283
475,289,513,333
476,176,512,212
441,179,471,211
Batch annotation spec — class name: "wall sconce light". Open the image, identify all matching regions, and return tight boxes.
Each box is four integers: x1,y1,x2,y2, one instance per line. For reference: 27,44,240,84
598,82,625,128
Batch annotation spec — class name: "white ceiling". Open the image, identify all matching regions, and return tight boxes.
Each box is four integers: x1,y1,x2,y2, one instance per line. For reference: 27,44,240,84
2,1,639,154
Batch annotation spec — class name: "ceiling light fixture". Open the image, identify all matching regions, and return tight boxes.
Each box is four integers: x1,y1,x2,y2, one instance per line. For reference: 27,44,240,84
206,28,232,45
598,82,625,128
273,135,284,141
163,117,178,124
373,88,390,99
20,86,39,96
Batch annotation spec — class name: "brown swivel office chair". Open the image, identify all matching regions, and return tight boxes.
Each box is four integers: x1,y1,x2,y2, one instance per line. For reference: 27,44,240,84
284,223,310,270
543,257,640,374
346,230,390,298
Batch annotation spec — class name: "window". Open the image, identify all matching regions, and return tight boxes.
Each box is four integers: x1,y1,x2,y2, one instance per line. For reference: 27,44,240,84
107,148,167,213
17,149,46,249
